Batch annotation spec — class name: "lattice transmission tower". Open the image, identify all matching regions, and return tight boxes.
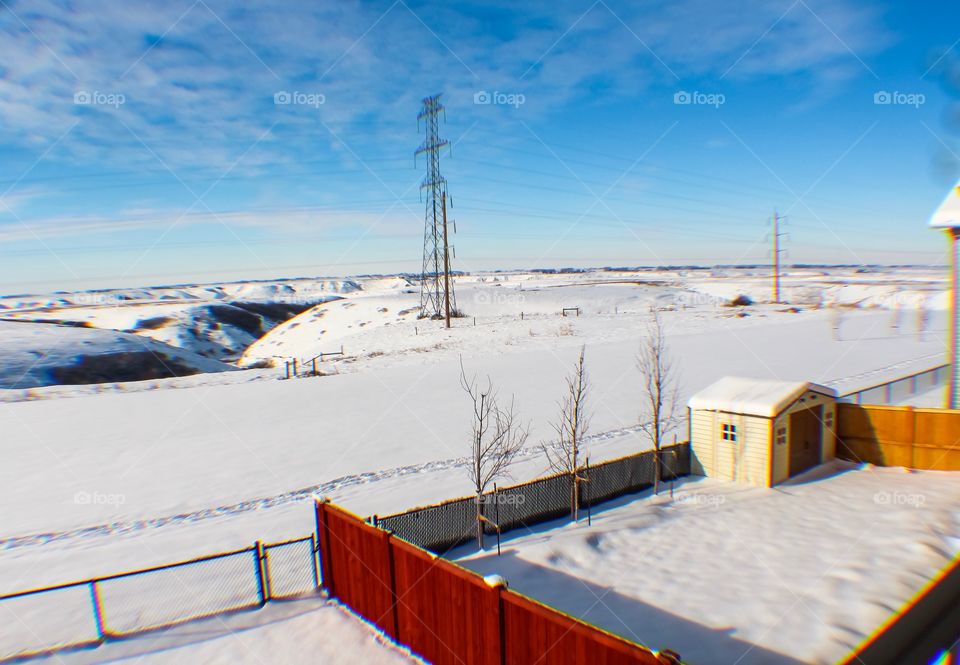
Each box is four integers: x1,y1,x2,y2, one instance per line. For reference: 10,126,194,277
415,94,458,325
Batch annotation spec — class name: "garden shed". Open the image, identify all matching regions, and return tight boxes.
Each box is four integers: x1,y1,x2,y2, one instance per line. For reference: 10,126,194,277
688,377,838,487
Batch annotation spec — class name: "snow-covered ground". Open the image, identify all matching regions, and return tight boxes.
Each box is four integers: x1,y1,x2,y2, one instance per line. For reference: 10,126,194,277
0,266,955,663
455,461,960,665
35,597,419,665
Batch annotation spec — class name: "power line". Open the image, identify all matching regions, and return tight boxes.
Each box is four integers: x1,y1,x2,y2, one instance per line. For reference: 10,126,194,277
454,129,905,219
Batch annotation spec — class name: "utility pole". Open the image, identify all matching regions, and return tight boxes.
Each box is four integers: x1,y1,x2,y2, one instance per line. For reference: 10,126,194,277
929,180,960,408
771,210,787,303
415,94,458,321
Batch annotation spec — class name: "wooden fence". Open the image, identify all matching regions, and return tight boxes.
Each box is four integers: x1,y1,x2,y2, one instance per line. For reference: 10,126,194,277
836,404,960,470
315,500,679,665
841,554,960,664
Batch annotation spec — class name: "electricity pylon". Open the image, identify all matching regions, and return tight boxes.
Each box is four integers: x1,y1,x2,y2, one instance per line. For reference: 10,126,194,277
415,94,457,325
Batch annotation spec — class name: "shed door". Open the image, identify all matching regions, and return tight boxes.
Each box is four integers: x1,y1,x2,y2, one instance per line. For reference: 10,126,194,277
789,405,822,477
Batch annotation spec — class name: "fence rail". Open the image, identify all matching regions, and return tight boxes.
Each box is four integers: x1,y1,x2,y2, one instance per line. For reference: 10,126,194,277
0,536,318,663
838,364,948,406
378,443,690,553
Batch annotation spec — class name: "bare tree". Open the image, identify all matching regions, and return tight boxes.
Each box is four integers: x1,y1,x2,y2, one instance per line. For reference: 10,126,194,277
460,359,529,548
542,345,590,521
637,308,681,495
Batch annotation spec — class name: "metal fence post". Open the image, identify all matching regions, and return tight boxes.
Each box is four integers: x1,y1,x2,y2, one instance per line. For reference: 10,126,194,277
493,484,501,556
254,541,267,607
585,457,592,526
315,498,335,597
311,532,320,590
89,580,106,641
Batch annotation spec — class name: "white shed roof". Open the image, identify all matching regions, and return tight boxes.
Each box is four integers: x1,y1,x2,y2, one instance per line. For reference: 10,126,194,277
929,181,960,229
688,376,837,418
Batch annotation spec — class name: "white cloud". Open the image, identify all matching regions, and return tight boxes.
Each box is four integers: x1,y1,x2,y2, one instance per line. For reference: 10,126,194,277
0,0,892,170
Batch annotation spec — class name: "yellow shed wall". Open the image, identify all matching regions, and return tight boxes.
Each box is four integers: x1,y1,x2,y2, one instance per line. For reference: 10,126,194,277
690,410,770,487
692,389,837,488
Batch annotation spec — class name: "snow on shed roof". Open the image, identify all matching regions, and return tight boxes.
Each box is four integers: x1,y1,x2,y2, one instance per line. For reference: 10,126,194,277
929,180,960,229
688,376,837,418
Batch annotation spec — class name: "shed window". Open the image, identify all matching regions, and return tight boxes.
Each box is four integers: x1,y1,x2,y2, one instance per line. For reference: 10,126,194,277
824,411,834,430
776,427,787,445
721,423,737,442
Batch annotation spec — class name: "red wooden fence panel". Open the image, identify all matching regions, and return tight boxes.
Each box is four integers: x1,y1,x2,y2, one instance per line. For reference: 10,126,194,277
317,499,676,665
502,590,664,665
390,537,502,665
318,502,398,639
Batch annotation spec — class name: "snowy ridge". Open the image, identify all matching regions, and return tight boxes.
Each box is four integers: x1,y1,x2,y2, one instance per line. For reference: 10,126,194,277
0,278,359,362
0,320,236,389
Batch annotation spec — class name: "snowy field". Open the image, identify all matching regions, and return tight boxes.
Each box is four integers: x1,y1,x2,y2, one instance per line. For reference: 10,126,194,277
456,461,960,665
0,266,956,663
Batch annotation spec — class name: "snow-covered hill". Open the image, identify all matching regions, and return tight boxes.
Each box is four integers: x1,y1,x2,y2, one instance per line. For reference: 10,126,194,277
0,278,357,361
0,320,236,389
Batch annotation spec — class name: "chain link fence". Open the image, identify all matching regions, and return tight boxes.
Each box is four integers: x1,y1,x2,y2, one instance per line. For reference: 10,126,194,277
839,364,948,406
263,536,319,599
0,536,319,663
378,443,690,554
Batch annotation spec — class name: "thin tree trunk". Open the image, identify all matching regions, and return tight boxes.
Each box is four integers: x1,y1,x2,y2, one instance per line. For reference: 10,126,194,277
654,420,661,495
475,494,484,549
571,474,580,522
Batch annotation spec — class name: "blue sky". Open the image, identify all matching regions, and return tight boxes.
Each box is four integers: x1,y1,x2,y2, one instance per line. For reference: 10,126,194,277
0,0,958,293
